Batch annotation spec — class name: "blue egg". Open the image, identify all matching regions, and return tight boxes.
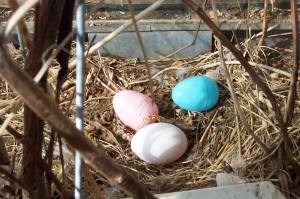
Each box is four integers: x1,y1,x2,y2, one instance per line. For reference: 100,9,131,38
172,76,219,111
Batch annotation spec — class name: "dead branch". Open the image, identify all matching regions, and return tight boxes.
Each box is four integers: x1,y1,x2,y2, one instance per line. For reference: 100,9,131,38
257,0,268,49
284,0,299,125
128,0,154,101
4,0,38,37
0,136,9,165
0,39,156,199
7,0,32,50
0,119,72,198
210,0,270,153
151,0,208,64
69,0,167,70
181,0,300,175
0,167,34,196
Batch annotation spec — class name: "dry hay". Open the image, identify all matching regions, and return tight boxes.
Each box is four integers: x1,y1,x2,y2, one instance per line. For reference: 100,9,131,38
1,38,300,198
79,45,300,198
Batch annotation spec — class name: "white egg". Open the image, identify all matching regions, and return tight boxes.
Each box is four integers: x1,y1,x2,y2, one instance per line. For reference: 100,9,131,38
131,123,188,164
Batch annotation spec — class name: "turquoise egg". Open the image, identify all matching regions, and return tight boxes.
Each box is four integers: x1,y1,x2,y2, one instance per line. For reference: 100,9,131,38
172,76,219,111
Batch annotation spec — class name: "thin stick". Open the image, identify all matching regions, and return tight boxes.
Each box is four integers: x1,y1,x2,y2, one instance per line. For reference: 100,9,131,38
3,0,39,37
245,21,282,44
7,0,32,50
128,0,154,100
279,1,300,192
151,22,201,64
231,29,243,51
0,39,156,199
210,0,270,153
0,119,72,198
69,0,167,70
0,31,74,137
0,167,34,196
257,0,268,49
284,0,299,125
82,164,105,199
129,60,298,85
151,0,209,64
182,0,300,175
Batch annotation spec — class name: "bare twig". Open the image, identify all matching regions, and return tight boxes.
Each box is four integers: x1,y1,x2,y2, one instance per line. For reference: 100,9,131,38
0,167,34,196
129,60,298,85
0,39,156,199
0,26,74,139
231,29,243,51
257,0,268,49
82,163,105,199
151,0,208,64
3,0,39,37
7,0,32,50
0,136,9,165
284,0,299,125
69,0,167,70
210,0,270,153
181,0,300,175
128,0,154,100
0,119,72,198
279,1,300,195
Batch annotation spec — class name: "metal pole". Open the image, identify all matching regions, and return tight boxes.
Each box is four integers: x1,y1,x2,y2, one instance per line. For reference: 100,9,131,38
75,0,85,198
16,27,26,62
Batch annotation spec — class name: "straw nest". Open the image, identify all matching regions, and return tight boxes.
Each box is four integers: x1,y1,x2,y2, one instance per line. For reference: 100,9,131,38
1,36,299,198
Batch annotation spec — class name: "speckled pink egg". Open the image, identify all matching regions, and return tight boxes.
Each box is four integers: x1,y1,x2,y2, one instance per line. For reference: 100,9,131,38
113,90,159,131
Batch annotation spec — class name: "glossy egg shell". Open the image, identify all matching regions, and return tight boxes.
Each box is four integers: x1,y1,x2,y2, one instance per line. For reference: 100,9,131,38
113,90,159,131
172,76,219,111
131,123,188,164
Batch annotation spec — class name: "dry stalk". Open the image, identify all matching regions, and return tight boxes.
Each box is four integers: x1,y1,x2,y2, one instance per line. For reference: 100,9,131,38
257,0,268,50
129,59,297,86
0,30,74,138
0,119,72,198
82,164,105,199
284,0,299,125
128,0,154,100
182,0,300,175
0,39,156,199
150,21,201,64
231,30,243,51
210,0,270,153
150,0,208,64
7,0,32,50
244,21,282,45
0,136,9,165
0,166,34,196
4,0,39,37
69,0,167,70
46,1,76,197
0,100,22,136
281,0,299,197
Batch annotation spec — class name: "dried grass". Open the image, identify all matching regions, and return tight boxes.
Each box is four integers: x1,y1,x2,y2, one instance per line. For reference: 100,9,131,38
1,1,300,195
1,38,299,198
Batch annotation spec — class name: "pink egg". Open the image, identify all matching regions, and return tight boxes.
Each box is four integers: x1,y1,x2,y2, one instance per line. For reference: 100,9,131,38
113,90,159,130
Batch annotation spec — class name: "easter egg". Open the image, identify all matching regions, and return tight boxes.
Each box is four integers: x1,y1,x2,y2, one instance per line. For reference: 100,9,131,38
113,90,159,131
131,123,187,164
172,76,219,111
